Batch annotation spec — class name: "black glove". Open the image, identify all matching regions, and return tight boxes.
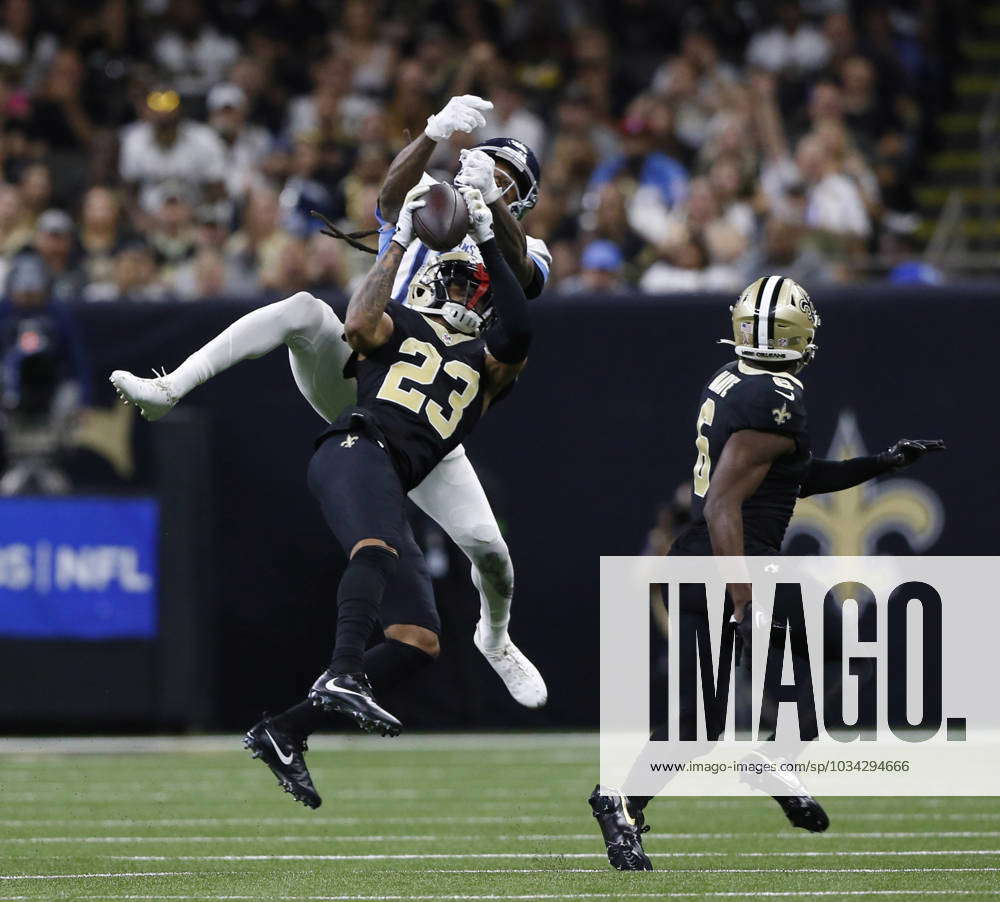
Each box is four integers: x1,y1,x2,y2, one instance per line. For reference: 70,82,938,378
878,438,946,472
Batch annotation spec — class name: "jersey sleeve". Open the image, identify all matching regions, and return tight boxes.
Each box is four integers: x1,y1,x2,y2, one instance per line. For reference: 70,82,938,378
728,375,807,442
525,235,551,292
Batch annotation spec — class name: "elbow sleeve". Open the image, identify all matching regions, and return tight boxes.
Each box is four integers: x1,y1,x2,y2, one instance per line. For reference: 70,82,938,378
486,328,531,364
480,237,531,363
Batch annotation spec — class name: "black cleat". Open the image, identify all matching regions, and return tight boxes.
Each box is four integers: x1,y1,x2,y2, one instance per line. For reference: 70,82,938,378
243,716,322,809
738,751,830,833
307,670,402,737
588,785,653,871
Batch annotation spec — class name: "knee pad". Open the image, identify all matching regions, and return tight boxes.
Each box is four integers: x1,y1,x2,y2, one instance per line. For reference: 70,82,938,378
452,516,506,556
339,545,398,602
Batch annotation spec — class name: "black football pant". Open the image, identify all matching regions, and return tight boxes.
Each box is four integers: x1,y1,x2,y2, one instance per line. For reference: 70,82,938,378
308,431,441,635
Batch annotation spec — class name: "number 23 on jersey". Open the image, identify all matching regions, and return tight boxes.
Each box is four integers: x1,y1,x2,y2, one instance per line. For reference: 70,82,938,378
376,337,481,440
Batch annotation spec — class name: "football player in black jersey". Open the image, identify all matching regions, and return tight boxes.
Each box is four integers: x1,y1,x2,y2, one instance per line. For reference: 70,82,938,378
242,182,531,807
590,275,945,870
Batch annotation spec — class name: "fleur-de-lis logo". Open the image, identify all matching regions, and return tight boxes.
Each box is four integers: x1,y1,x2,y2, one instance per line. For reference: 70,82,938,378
798,293,817,324
340,434,359,448
772,403,791,425
787,411,944,554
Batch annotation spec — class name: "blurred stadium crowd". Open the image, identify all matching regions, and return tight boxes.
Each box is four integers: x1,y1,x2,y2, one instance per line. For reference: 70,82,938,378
0,0,960,302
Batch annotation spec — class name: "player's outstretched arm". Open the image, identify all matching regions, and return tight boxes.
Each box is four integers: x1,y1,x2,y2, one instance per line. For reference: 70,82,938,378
481,231,532,374
378,95,492,223
459,186,531,399
799,438,946,497
346,184,430,352
704,429,795,619
455,149,535,289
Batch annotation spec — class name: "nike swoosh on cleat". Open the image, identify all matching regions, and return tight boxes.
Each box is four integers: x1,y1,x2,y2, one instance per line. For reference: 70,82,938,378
324,679,367,698
264,729,294,766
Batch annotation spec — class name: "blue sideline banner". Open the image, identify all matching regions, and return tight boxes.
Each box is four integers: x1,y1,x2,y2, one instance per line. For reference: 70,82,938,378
0,496,159,639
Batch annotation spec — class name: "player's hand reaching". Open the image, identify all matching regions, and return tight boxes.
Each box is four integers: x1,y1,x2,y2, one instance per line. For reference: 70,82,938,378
424,95,493,142
458,185,494,244
391,183,431,249
455,149,502,204
878,438,946,472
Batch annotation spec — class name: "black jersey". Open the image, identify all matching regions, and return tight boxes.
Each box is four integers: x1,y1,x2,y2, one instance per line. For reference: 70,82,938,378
321,304,487,490
674,359,810,553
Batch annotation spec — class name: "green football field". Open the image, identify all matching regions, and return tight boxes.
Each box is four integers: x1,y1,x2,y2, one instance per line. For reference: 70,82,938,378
1,733,997,901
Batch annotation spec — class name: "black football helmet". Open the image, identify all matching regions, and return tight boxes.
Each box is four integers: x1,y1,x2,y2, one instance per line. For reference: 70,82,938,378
473,137,541,220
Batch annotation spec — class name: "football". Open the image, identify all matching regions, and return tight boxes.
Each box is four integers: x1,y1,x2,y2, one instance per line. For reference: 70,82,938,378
412,182,469,252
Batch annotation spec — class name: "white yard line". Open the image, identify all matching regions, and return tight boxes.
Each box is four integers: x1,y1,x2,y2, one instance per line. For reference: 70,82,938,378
5,831,1000,844
433,867,1000,874
105,849,1000,862
0,873,195,881
0,816,571,828
6,811,999,830
850,813,1000,821
0,792,577,805
0,734,596,755
8,891,999,900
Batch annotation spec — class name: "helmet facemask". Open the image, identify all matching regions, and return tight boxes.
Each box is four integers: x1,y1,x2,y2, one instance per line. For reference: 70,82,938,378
407,254,495,336
492,165,537,220
477,142,540,220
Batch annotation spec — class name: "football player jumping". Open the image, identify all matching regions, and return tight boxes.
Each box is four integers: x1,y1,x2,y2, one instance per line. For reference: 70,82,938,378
109,94,548,712
241,182,532,806
589,275,945,870
376,94,550,303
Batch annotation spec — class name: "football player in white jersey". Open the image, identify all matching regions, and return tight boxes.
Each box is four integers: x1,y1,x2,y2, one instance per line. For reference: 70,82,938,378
109,94,548,711
375,95,551,303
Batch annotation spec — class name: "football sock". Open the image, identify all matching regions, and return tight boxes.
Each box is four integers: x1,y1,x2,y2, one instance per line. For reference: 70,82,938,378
364,638,436,695
628,794,652,812
271,640,434,739
407,461,513,652
270,700,327,737
329,545,398,675
472,561,512,651
166,292,324,398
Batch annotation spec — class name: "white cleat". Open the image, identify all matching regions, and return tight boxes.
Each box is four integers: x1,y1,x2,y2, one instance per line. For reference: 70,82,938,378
109,368,179,421
473,622,547,709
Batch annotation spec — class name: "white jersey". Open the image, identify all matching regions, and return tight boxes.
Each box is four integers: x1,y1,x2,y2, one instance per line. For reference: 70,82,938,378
377,172,551,302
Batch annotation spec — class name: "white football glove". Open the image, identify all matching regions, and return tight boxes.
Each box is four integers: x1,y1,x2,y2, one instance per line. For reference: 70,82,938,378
455,148,501,205
391,182,431,249
424,94,493,142
459,185,494,244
